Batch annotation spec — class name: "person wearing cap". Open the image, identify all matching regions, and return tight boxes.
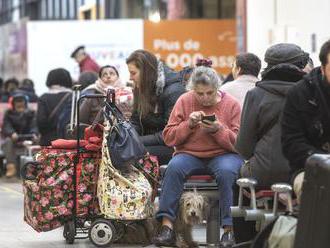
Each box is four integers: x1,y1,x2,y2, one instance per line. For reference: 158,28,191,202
71,46,100,74
1,94,38,177
281,40,330,204
234,43,308,242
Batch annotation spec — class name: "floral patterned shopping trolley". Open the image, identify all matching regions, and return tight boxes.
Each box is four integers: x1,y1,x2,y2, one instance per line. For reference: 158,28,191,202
23,148,100,232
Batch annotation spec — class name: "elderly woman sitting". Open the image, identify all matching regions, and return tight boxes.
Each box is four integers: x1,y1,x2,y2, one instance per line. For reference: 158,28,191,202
153,65,244,247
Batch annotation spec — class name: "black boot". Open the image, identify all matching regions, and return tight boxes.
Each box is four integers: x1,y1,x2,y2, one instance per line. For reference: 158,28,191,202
152,225,176,247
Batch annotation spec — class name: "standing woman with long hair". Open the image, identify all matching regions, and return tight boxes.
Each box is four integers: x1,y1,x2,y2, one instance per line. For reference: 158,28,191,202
126,50,186,164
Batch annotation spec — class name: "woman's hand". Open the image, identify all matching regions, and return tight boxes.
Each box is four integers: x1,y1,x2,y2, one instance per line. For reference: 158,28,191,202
200,119,221,133
188,111,204,129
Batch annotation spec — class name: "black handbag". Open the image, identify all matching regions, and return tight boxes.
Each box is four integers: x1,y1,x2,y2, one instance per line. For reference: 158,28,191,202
104,90,147,169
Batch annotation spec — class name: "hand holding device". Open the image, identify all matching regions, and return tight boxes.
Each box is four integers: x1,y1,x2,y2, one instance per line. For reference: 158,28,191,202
201,114,216,123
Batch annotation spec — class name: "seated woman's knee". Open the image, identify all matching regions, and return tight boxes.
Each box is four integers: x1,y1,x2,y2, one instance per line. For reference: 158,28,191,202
165,159,186,177
215,167,237,184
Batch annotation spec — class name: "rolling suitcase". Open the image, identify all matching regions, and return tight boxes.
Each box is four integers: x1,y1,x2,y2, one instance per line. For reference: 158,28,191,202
294,154,330,248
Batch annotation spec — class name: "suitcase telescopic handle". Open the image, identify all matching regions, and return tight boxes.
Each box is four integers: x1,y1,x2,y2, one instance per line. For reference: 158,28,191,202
69,84,83,131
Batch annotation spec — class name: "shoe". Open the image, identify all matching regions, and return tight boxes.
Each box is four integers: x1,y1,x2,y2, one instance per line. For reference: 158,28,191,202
152,225,176,247
220,230,235,247
5,163,17,178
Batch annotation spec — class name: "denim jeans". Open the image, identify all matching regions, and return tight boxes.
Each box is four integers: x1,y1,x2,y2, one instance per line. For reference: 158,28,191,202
156,152,243,226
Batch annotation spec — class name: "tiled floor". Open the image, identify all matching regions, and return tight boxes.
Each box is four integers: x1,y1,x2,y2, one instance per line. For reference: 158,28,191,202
0,178,208,248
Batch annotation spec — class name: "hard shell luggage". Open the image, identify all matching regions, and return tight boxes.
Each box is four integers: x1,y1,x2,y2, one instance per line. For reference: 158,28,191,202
294,154,330,248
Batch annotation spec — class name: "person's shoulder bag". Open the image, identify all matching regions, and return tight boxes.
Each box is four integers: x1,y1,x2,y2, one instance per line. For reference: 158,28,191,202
103,91,146,170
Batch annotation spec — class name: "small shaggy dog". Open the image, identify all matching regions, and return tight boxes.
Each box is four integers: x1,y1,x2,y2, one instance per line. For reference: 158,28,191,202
118,190,207,247
174,190,208,248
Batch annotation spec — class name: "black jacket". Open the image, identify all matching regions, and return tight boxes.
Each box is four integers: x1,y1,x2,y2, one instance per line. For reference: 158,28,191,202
282,67,330,173
2,109,38,137
37,91,71,146
131,64,186,146
236,64,305,187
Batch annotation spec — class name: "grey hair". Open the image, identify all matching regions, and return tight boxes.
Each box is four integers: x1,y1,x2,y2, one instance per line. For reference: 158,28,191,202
186,66,221,91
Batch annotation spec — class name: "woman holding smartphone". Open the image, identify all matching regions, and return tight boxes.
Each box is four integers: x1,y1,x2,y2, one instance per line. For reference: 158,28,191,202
153,61,243,248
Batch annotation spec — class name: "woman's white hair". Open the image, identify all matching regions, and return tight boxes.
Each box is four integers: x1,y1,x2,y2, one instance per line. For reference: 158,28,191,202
186,66,221,91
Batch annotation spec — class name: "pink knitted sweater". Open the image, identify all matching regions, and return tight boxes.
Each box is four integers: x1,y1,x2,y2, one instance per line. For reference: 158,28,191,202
163,91,241,158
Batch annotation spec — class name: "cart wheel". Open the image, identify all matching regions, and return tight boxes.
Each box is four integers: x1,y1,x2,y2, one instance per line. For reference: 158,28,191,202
89,219,116,247
63,221,75,244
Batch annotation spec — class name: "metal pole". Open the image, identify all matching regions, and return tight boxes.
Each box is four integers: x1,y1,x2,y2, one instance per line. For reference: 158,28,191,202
96,0,100,19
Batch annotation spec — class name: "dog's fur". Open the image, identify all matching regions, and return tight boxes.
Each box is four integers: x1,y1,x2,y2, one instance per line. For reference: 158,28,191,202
116,190,208,247
174,190,208,248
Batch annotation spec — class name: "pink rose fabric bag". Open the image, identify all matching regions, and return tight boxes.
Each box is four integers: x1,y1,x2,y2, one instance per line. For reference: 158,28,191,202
23,148,100,232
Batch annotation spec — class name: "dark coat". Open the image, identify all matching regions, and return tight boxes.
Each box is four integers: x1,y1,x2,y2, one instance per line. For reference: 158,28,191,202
235,64,305,187
37,91,71,146
282,67,330,173
79,87,104,125
131,64,186,146
2,109,38,137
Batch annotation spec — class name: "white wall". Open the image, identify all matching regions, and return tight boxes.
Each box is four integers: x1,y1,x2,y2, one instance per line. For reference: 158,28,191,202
27,19,143,95
247,0,330,68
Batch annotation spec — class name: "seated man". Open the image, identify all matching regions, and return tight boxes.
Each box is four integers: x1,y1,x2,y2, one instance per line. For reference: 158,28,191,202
235,43,308,188
153,63,243,247
1,94,38,177
282,39,330,203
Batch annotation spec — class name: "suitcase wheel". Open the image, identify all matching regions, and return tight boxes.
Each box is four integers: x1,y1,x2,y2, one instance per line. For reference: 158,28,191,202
89,219,116,247
63,220,75,244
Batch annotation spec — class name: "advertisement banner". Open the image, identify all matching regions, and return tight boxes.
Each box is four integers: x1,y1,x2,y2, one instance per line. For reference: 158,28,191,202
0,19,28,81
144,19,236,75
27,19,143,95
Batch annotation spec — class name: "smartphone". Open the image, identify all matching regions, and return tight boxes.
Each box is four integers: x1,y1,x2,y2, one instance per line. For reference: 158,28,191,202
202,114,216,123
